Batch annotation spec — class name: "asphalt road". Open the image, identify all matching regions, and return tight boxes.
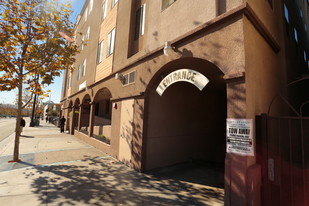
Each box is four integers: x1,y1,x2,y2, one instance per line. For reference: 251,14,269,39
0,118,17,142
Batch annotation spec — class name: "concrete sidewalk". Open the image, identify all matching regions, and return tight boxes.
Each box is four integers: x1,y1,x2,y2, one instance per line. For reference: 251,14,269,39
0,121,224,206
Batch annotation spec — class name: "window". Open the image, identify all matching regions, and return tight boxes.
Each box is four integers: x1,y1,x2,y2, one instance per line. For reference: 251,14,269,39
134,4,146,40
294,28,298,42
162,0,176,10
86,26,90,40
77,65,81,80
304,51,307,62
67,74,72,88
89,0,93,13
284,4,289,23
122,71,135,85
82,59,87,76
107,28,115,56
111,0,118,8
84,7,88,21
284,4,290,37
97,40,104,64
102,0,108,21
81,35,85,50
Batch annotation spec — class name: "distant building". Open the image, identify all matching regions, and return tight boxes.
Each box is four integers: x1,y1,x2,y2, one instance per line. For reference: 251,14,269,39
61,1,309,205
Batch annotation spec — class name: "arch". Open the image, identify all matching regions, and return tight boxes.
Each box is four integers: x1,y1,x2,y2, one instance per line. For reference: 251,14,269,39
68,100,73,107
147,57,225,93
79,94,92,135
91,87,113,144
143,57,227,183
66,100,74,131
73,98,80,107
72,98,80,131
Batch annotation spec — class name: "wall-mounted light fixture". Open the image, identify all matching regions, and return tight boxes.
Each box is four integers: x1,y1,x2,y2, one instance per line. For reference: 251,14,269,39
163,41,176,56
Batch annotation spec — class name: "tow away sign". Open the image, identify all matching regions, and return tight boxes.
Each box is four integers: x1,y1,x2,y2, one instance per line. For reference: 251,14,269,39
226,119,254,156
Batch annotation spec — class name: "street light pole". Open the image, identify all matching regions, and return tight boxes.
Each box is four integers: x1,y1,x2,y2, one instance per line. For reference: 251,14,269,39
30,92,37,127
30,74,39,127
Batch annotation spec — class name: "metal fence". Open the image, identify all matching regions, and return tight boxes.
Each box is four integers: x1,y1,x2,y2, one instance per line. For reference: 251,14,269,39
257,114,309,206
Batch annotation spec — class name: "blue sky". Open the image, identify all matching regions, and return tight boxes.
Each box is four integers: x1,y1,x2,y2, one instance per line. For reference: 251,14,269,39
0,0,86,105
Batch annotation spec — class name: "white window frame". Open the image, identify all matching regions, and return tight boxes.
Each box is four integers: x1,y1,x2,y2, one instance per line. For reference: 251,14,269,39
111,0,118,8
82,59,87,76
134,4,146,40
97,40,104,64
141,4,146,36
81,35,85,50
86,26,90,40
102,0,108,21
89,0,93,13
77,65,81,80
122,71,135,86
85,7,88,22
107,28,115,56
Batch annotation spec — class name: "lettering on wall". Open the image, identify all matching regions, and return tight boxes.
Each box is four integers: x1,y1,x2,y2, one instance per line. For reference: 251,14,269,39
156,69,209,96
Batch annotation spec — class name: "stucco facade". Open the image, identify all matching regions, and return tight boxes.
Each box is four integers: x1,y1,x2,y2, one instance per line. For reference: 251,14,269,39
61,0,309,205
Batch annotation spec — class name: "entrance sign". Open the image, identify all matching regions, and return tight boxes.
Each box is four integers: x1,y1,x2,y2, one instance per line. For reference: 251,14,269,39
156,69,209,96
226,119,254,156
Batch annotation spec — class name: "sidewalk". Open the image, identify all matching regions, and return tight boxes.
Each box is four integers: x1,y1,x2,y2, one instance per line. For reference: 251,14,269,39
0,121,224,206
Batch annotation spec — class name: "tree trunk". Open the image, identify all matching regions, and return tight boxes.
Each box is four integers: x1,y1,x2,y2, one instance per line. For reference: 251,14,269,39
12,70,23,162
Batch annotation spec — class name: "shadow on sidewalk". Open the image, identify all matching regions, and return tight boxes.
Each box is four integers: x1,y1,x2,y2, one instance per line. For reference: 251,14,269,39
21,135,34,138
22,156,224,205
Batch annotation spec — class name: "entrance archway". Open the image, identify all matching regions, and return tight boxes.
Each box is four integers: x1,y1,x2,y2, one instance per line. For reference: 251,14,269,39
67,100,73,131
80,94,91,135
144,58,227,183
91,88,112,144
72,98,80,132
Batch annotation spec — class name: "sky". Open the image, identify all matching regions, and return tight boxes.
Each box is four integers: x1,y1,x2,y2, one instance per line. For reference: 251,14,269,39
0,0,86,105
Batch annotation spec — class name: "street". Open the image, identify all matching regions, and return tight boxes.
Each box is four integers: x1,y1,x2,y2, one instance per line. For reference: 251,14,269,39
0,117,17,142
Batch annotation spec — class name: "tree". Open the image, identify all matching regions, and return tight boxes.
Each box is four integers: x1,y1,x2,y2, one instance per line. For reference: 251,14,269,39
0,0,78,161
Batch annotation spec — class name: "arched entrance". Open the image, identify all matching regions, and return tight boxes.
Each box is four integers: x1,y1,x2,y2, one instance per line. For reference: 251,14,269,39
66,100,73,131
91,88,112,144
144,58,227,185
72,98,80,133
80,94,91,135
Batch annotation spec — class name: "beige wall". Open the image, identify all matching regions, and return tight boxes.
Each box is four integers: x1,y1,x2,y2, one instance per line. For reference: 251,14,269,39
114,0,244,71
95,0,118,82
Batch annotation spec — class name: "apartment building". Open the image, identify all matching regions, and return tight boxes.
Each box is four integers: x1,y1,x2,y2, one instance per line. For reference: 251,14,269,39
61,0,309,205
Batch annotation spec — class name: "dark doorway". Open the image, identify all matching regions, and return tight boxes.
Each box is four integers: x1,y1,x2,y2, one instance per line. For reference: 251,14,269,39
144,58,227,188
